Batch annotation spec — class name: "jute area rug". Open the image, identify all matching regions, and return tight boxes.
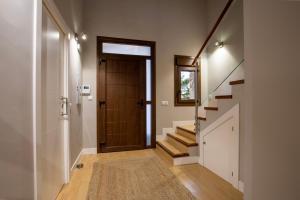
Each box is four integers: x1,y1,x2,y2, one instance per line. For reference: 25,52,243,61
87,156,196,200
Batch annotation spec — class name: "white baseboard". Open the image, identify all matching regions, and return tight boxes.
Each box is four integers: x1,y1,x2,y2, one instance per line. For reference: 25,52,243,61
81,148,97,155
238,180,244,193
173,156,199,166
70,148,97,171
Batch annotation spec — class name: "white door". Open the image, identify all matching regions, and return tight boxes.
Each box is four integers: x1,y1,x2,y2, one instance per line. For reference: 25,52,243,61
39,5,66,199
203,117,235,184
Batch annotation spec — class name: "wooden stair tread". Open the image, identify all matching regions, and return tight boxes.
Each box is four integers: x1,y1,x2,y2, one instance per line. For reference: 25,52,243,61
229,79,245,85
177,125,196,135
215,95,233,99
167,133,198,147
204,107,218,111
157,140,189,158
197,116,207,121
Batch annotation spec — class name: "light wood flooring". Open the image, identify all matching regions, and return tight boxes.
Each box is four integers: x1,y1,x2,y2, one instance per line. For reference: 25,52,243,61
56,148,243,200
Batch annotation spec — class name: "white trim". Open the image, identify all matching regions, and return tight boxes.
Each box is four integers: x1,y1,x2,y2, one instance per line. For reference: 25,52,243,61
173,156,199,166
238,181,244,193
32,0,39,199
82,148,97,155
199,104,240,189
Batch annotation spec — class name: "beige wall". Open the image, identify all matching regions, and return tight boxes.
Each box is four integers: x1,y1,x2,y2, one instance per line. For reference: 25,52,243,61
82,0,207,148
0,0,34,199
53,0,83,167
244,1,300,199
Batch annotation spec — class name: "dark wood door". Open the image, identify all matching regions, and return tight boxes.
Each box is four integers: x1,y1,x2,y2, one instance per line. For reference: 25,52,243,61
98,55,146,153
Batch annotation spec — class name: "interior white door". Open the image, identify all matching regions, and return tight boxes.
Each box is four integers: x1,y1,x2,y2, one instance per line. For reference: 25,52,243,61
203,117,235,184
39,6,65,199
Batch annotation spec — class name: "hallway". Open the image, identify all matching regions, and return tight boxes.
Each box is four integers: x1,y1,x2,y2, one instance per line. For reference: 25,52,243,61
56,149,242,200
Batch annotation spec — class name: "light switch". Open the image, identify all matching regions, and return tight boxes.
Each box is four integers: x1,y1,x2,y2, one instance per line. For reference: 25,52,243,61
88,95,93,101
161,101,169,106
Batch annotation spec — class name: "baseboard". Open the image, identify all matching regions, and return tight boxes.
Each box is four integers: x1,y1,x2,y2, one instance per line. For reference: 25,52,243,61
173,156,199,166
238,180,244,193
81,148,97,155
70,148,97,171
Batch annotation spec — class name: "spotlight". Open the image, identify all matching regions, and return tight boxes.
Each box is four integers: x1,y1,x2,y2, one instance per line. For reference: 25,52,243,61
81,33,88,41
215,41,224,48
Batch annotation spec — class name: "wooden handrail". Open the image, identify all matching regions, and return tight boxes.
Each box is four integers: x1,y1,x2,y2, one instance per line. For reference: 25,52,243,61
192,0,234,66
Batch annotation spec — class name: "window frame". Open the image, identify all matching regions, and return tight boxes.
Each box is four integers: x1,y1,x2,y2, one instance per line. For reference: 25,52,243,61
174,55,201,107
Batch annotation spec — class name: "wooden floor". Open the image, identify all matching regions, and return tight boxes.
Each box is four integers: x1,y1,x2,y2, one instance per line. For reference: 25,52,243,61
56,148,243,200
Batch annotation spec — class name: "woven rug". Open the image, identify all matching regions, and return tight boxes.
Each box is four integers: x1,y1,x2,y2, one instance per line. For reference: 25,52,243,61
87,156,196,200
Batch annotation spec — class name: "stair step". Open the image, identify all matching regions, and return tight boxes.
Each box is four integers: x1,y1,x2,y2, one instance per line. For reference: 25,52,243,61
229,79,245,85
197,116,207,121
156,140,189,158
177,125,196,135
167,133,198,147
204,107,218,111
215,95,233,99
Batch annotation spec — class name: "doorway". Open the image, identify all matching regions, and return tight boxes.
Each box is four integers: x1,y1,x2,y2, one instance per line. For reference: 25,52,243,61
97,37,156,153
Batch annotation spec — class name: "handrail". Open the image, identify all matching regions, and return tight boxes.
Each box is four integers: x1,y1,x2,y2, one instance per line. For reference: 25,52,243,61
192,0,234,66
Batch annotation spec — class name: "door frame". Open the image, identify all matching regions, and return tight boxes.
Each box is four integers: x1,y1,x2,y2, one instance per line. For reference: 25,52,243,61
34,0,72,198
96,36,156,153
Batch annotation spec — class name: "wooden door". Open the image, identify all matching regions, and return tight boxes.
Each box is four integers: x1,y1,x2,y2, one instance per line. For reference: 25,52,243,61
98,55,146,152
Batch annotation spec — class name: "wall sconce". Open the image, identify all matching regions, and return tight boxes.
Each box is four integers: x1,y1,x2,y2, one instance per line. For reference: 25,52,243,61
215,41,224,48
81,33,88,41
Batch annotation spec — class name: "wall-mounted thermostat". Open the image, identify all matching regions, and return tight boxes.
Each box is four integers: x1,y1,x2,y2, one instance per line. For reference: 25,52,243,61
81,84,91,96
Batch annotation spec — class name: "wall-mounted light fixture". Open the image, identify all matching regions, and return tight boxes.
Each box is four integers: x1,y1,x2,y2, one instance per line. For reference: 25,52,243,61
215,41,224,48
81,33,88,41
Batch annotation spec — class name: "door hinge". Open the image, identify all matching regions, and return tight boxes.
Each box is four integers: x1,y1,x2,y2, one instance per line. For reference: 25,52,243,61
232,171,234,176
232,126,234,131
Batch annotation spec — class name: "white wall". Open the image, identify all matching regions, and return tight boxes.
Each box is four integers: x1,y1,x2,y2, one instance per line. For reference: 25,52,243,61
82,0,207,148
0,0,35,199
204,0,244,96
244,1,300,200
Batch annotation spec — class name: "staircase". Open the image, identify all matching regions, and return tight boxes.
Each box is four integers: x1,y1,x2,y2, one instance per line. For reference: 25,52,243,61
156,124,199,165
198,79,245,131
157,79,245,166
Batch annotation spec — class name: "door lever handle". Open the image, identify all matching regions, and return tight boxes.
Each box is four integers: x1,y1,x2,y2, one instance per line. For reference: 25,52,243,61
99,101,106,107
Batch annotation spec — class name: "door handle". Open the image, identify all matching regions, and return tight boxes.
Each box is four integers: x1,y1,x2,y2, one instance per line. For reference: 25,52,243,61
99,101,106,107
